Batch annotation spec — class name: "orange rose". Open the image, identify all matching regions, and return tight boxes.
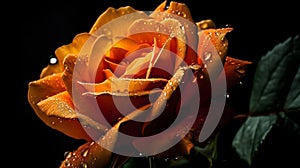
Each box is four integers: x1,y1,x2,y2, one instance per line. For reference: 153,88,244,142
28,1,251,167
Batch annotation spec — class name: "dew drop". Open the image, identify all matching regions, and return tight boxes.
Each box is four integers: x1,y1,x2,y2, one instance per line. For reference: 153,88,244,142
203,52,212,62
235,67,245,74
64,151,72,159
155,26,160,32
180,25,185,31
82,149,89,157
230,61,235,65
192,77,197,83
102,28,112,38
163,92,167,96
80,162,88,168
64,161,71,167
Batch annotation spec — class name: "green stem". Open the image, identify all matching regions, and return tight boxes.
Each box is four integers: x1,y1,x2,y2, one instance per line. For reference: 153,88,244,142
148,157,152,168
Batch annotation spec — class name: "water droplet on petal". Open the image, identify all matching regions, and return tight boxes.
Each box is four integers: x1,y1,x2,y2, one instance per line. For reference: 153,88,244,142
203,52,212,62
235,67,245,75
64,151,72,159
102,28,112,38
82,149,89,157
80,162,88,168
64,161,71,167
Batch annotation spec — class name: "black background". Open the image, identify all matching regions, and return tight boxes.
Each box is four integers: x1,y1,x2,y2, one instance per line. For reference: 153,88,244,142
15,0,299,167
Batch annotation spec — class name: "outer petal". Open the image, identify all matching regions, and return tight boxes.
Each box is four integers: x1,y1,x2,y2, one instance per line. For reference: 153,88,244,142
197,27,233,80
151,0,194,22
151,1,198,65
60,141,112,168
221,56,252,89
40,33,93,78
89,6,149,36
27,73,91,140
37,91,76,118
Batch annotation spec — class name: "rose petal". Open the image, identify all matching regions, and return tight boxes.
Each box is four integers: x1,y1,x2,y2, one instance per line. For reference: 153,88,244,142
59,141,111,168
151,1,198,66
151,0,194,22
221,56,252,89
55,33,92,61
40,33,93,78
40,63,62,79
127,18,170,47
61,54,77,96
78,77,167,127
103,58,127,77
89,6,149,36
133,118,195,157
37,91,76,118
197,27,233,80
142,67,186,127
197,28,232,65
127,18,188,76
88,35,113,81
109,37,140,55
28,74,91,140
107,47,128,63
196,19,216,30
90,104,153,156
79,77,168,96
160,18,187,71
155,132,194,158
121,53,152,78
61,55,111,137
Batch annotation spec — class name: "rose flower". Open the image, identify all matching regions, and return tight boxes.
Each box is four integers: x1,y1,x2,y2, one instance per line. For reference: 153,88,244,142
28,1,251,167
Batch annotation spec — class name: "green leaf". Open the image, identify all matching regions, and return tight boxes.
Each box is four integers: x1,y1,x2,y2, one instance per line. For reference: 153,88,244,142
232,35,300,166
284,66,300,112
192,133,219,167
122,157,150,168
231,114,277,166
249,35,300,114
